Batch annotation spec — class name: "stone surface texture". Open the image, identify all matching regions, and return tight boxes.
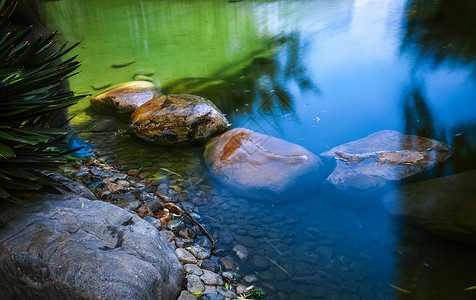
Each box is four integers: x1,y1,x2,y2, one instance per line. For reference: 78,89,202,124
320,130,452,198
204,128,326,202
130,94,228,145
0,194,183,300
382,169,476,245
90,81,162,115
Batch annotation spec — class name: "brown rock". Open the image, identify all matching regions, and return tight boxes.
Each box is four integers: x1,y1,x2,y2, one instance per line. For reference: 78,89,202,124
164,203,183,215
320,130,452,198
136,205,154,218
204,128,326,202
156,209,172,224
130,94,228,145
90,81,162,115
127,169,140,176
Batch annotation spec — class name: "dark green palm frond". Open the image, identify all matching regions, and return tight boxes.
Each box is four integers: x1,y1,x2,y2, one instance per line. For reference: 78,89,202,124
0,0,87,202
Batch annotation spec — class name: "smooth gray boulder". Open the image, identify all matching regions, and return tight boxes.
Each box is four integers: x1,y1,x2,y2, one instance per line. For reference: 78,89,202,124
382,169,476,245
0,194,184,300
204,128,326,202
320,130,452,198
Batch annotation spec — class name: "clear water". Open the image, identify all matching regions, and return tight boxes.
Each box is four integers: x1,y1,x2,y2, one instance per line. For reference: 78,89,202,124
41,0,476,299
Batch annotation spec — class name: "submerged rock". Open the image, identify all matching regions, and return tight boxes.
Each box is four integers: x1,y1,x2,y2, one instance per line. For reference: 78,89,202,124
320,130,452,199
204,128,326,202
90,81,162,116
0,194,183,300
130,94,228,145
382,169,476,245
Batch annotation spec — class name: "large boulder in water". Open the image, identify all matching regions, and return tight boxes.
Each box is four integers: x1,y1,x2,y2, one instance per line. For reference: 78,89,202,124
0,194,184,300
90,81,162,116
382,169,476,246
204,128,326,202
130,94,228,145
319,130,452,199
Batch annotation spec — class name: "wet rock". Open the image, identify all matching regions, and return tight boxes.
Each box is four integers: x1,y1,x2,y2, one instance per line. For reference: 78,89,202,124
90,81,161,116
202,285,218,295
143,216,164,230
136,205,154,218
204,128,326,202
160,230,176,242
175,237,194,248
382,169,476,245
188,245,211,260
156,209,172,224
200,270,224,286
161,77,238,113
218,230,234,245
217,286,236,298
201,259,220,273
218,257,236,270
133,75,154,82
128,169,140,176
244,275,258,284
178,290,198,300
252,255,270,271
232,244,248,260
167,219,185,231
184,264,204,276
164,202,183,215
0,194,183,300
130,94,228,145
187,275,205,295
320,130,452,199
176,248,198,264
198,293,224,300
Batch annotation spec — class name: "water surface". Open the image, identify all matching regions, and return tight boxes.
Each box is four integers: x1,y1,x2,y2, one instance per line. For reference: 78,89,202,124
42,0,476,299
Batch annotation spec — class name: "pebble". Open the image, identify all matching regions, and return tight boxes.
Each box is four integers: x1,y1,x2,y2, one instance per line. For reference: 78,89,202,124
188,245,211,260
243,275,258,284
156,209,172,224
218,257,236,270
184,264,204,276
164,202,183,215
167,219,185,231
175,238,194,248
187,275,205,295
177,290,197,300
218,231,234,244
136,205,154,218
102,177,115,184
113,173,128,180
128,169,140,176
175,248,198,264
232,244,248,260
202,285,217,295
116,179,130,188
217,286,236,299
200,270,224,286
143,216,163,230
235,284,249,296
252,255,270,271
200,259,219,273
198,293,224,300
159,230,175,242
221,271,239,281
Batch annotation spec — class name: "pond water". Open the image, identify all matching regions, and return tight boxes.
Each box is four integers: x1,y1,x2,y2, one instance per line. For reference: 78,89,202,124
41,0,476,299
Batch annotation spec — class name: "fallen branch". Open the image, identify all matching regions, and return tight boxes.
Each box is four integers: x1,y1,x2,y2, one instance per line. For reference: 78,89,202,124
154,192,216,251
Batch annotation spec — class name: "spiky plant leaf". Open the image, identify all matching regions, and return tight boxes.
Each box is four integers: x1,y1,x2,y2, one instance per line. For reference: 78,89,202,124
0,0,87,201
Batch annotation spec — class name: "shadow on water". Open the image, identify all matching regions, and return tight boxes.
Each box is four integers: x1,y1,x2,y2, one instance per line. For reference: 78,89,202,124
392,1,476,298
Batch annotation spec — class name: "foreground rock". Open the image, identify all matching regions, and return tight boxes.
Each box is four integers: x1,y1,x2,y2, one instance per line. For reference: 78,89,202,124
130,94,228,145
320,130,452,199
204,128,326,202
90,81,162,116
0,194,184,300
382,169,476,245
